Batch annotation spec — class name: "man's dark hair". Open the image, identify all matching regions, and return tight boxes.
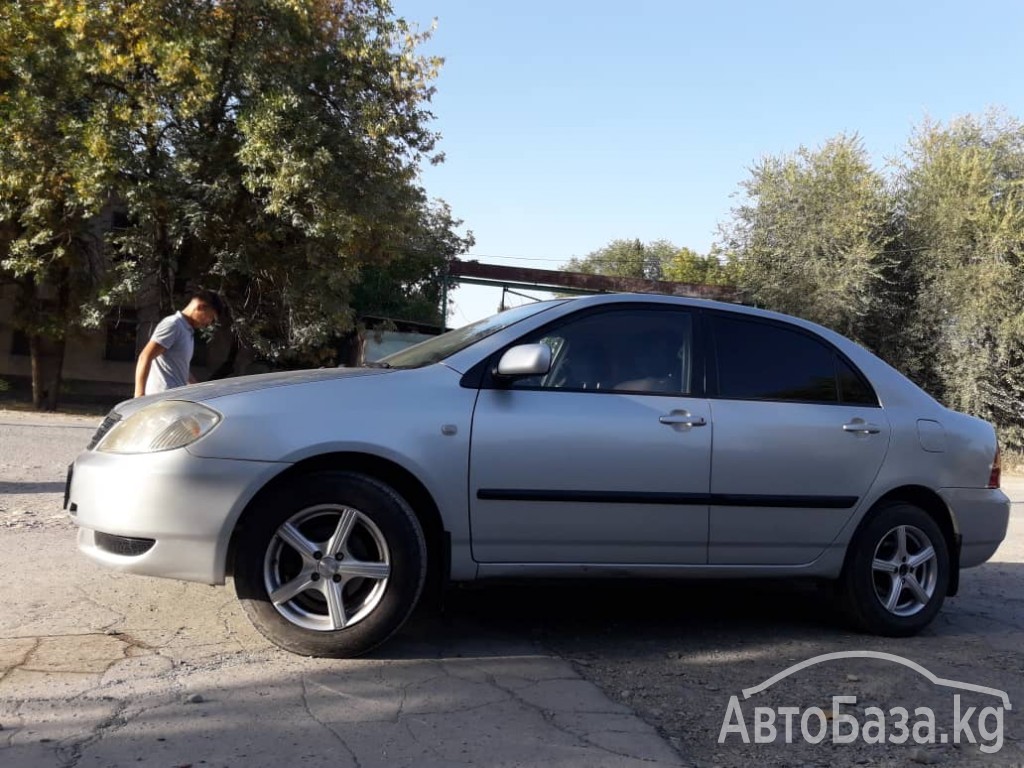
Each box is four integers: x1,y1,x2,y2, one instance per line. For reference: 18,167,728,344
192,289,225,319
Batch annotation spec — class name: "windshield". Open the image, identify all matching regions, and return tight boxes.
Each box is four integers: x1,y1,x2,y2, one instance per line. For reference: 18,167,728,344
380,300,568,369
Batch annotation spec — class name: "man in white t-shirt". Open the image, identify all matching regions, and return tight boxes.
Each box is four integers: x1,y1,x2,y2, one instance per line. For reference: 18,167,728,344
134,290,224,397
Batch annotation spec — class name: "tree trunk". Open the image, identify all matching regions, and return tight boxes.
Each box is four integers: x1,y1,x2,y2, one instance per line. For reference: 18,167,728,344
44,336,66,411
29,334,43,410
14,277,45,409
43,269,72,411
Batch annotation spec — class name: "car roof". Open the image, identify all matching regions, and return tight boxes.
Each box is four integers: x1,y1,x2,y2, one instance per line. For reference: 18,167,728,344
553,292,806,326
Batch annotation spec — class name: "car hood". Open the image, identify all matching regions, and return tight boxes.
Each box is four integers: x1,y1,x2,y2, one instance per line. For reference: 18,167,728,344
112,367,392,418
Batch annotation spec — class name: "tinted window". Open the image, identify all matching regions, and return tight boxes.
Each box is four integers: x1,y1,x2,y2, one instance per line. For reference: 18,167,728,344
713,315,837,403
512,308,694,396
837,357,877,405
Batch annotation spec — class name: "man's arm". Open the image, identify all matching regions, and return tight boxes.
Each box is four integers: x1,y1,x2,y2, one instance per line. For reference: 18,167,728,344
134,339,167,397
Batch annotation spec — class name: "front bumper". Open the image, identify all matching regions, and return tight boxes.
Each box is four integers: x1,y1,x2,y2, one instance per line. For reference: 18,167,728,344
940,487,1011,568
68,447,284,584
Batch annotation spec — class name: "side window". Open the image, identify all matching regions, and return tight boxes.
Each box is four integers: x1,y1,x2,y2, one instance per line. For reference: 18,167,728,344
511,308,695,396
837,357,878,405
712,314,838,403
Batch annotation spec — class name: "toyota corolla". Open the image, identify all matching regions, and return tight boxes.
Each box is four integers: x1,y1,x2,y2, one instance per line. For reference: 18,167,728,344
65,294,1010,657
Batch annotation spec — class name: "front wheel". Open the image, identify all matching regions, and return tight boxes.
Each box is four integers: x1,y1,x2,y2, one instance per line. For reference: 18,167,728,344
840,502,950,637
233,471,427,657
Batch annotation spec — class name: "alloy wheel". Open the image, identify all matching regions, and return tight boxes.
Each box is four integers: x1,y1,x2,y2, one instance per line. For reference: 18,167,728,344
871,524,938,617
263,504,391,631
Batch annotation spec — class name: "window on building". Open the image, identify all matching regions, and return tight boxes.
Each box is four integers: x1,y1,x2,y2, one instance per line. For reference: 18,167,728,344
104,309,139,362
10,329,30,356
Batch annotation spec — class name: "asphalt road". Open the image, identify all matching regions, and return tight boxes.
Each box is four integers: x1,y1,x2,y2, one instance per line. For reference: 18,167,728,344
1,410,1022,767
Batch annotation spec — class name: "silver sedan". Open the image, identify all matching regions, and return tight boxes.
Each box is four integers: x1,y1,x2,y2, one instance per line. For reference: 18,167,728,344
66,294,1011,657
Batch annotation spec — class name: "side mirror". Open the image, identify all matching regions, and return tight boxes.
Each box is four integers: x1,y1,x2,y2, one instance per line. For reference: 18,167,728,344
495,343,552,378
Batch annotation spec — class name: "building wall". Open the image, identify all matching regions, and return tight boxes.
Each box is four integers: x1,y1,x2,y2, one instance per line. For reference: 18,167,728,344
0,284,232,400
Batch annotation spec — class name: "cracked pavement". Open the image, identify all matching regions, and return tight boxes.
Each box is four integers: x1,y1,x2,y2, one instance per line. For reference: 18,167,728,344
2,410,1022,767
0,411,682,767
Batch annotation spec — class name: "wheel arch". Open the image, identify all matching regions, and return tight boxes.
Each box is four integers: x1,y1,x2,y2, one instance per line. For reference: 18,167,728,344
848,484,960,596
227,452,448,587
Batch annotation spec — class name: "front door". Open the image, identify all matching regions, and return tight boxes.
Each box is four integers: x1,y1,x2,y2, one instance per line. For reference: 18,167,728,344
469,306,712,564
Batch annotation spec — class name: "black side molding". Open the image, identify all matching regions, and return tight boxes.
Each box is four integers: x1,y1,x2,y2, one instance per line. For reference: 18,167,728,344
477,489,858,509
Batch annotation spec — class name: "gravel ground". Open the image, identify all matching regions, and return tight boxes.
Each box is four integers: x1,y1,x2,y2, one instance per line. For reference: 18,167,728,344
2,408,1022,767
449,575,1024,766
0,410,99,532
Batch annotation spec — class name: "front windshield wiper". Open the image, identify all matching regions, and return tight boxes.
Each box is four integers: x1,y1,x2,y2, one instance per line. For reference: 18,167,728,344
363,360,392,369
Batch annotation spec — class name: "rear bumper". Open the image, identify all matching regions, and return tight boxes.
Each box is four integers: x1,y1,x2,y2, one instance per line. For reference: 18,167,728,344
940,487,1011,568
68,447,284,584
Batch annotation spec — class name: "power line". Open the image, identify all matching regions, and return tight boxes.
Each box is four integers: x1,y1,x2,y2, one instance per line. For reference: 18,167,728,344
463,253,571,264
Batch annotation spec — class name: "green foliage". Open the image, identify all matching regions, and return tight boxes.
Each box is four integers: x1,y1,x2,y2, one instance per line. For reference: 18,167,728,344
565,239,735,287
0,0,112,338
662,245,735,286
351,200,472,327
720,118,1024,451
0,0,470,375
896,113,1024,449
566,239,669,280
719,134,895,344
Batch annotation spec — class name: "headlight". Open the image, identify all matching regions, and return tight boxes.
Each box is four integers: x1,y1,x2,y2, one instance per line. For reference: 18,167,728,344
96,401,221,454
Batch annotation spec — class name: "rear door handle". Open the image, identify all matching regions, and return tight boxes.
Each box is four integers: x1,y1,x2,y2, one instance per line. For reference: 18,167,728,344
843,422,881,435
660,414,707,427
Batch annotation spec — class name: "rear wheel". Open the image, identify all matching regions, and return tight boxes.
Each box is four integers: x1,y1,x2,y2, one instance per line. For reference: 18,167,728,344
233,471,426,657
840,502,949,636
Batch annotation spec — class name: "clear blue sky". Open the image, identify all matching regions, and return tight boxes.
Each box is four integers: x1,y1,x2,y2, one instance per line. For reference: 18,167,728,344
393,0,1024,325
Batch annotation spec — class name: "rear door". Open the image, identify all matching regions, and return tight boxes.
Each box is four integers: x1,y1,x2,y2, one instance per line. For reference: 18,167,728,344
706,312,890,565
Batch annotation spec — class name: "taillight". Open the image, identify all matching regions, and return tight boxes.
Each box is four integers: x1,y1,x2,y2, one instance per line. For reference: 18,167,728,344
987,445,1001,489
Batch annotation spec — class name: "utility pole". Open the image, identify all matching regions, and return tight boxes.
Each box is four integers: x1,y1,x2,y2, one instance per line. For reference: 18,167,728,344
439,259,450,331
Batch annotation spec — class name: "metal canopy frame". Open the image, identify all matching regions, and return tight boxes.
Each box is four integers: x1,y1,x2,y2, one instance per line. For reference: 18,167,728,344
440,259,737,319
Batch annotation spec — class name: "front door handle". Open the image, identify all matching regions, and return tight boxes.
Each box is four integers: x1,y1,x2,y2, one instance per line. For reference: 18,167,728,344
843,421,881,435
660,414,707,427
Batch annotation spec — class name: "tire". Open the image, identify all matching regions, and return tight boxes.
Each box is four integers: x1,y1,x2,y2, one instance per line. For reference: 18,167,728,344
840,502,950,637
233,471,427,657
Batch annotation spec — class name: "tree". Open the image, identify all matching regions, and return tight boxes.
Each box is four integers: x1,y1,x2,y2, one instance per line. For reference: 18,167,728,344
565,238,673,280
718,134,895,348
896,113,1024,450
562,238,737,302
351,200,474,327
0,0,469,404
0,0,117,409
718,120,1024,449
661,245,735,286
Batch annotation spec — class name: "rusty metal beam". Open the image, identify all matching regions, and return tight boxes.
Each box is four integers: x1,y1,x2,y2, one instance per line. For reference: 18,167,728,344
448,260,737,301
